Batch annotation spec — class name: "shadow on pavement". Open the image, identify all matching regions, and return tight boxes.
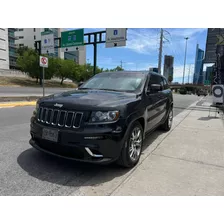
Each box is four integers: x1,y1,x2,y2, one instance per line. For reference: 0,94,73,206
17,130,162,189
198,117,220,121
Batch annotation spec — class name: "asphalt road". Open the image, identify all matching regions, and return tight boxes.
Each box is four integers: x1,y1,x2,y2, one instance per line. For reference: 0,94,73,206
0,94,199,195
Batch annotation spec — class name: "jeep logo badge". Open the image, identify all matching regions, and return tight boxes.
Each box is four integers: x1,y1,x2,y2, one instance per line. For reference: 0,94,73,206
54,103,63,108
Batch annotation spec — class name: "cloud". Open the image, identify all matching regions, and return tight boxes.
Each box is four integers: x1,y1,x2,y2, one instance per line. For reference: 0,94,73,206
169,28,207,39
125,28,160,55
123,28,207,59
98,56,122,68
172,64,195,83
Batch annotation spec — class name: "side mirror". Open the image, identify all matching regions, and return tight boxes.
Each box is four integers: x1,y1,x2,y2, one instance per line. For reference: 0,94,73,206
78,81,84,87
150,84,162,93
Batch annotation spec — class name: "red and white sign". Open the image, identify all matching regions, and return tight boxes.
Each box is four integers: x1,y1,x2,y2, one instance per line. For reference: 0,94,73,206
39,56,48,68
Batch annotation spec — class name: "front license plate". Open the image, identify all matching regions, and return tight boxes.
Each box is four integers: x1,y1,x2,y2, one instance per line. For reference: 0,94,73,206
42,128,58,142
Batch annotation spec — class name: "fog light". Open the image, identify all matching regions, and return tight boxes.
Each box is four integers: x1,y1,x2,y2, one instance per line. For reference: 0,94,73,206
112,126,122,133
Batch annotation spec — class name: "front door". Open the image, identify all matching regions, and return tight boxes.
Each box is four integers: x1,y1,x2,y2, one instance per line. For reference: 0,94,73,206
145,74,167,132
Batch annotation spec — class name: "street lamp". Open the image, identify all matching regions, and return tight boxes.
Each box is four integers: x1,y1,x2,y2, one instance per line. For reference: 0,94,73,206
182,37,189,84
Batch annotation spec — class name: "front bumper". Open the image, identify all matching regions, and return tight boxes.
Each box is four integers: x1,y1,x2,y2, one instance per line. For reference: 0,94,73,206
30,119,127,164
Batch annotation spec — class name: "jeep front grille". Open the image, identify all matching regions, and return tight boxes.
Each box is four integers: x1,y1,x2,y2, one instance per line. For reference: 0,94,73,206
37,107,83,128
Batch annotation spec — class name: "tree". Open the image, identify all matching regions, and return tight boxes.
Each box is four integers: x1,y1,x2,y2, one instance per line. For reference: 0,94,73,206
17,48,40,83
168,75,173,83
109,66,124,72
17,48,54,83
16,46,29,56
75,63,103,82
45,57,59,80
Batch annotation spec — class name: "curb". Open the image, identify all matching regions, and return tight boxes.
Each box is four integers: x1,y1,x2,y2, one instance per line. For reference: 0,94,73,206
0,101,37,108
0,96,41,103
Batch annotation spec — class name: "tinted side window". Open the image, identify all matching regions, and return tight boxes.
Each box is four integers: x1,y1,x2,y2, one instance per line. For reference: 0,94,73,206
149,74,164,89
162,77,169,89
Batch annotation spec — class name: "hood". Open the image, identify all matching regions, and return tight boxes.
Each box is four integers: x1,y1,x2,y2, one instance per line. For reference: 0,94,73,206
39,89,140,110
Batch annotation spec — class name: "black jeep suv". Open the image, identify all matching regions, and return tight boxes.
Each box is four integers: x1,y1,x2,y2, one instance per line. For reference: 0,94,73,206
29,71,173,168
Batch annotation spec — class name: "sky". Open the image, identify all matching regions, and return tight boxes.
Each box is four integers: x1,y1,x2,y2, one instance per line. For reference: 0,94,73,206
69,28,208,83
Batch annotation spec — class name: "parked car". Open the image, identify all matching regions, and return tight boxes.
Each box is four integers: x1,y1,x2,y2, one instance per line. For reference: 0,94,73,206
29,71,173,168
197,89,208,96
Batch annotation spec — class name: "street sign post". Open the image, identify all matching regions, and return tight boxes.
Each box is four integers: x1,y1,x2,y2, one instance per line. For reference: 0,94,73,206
41,30,54,54
35,29,128,77
105,28,127,48
61,29,84,52
61,45,85,52
39,56,48,97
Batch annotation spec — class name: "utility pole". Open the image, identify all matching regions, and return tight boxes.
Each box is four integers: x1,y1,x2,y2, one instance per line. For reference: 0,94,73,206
182,37,189,84
120,60,123,69
188,64,191,84
158,28,163,74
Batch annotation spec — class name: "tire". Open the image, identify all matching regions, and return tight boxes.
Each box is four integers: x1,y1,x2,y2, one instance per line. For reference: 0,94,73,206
161,107,173,131
117,121,143,168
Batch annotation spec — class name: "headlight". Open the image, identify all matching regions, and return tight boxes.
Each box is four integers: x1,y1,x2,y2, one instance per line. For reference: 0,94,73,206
33,101,39,116
36,101,39,110
89,111,120,123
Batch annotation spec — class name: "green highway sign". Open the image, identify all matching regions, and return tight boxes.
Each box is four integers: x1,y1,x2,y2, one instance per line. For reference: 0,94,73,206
204,80,211,85
61,29,84,49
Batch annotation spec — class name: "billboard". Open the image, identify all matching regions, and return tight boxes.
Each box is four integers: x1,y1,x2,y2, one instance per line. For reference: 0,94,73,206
204,28,224,63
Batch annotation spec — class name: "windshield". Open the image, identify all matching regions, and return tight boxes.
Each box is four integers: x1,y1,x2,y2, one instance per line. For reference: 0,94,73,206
80,72,147,92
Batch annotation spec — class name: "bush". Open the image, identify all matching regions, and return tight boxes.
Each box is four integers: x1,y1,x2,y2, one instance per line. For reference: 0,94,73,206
179,87,187,95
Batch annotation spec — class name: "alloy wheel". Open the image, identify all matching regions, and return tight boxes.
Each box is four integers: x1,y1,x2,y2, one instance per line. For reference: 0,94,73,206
129,127,142,162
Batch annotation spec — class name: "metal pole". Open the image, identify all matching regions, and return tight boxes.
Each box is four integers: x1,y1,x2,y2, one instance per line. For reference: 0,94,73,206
182,37,189,84
93,33,97,75
188,64,191,83
42,67,45,97
158,28,163,74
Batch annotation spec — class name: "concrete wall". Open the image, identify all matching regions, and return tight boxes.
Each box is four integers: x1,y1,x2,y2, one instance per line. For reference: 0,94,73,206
0,28,9,69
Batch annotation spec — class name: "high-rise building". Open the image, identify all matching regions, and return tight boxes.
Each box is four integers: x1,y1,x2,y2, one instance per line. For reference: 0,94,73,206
163,55,174,80
8,28,17,69
205,66,213,82
193,44,204,84
0,28,9,69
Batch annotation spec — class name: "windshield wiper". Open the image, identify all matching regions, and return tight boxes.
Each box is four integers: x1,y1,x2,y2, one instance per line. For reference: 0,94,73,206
78,87,95,90
97,88,120,92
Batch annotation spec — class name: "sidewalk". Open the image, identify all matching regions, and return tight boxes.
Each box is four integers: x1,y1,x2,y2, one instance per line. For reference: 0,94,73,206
112,98,224,196
73,97,224,196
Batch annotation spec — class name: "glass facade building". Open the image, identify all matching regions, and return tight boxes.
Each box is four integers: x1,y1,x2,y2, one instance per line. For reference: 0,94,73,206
193,44,204,84
8,28,17,69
